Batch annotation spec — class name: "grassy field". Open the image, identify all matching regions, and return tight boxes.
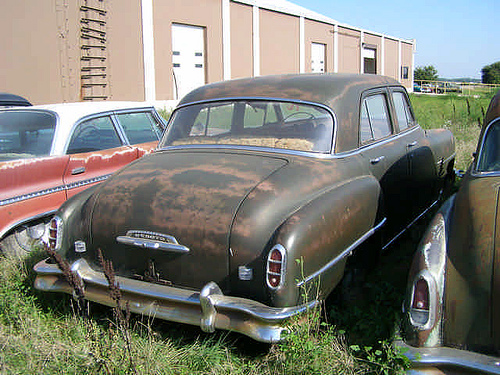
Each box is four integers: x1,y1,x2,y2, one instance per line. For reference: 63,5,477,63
0,91,495,374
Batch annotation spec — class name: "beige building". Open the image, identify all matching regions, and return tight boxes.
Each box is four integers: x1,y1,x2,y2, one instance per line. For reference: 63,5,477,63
0,0,415,106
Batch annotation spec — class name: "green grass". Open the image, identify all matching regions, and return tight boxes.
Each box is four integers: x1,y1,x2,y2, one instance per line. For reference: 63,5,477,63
0,92,492,374
410,92,494,171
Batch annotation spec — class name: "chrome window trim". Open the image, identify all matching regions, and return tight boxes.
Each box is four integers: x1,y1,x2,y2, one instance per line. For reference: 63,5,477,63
297,217,387,287
472,117,500,176
62,107,156,154
63,113,126,153
161,119,423,161
0,173,111,207
161,97,338,154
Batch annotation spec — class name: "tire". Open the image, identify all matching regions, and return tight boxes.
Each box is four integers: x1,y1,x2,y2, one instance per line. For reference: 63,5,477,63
0,224,46,258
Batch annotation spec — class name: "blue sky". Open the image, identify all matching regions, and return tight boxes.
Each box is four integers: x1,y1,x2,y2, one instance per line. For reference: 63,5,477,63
292,0,499,79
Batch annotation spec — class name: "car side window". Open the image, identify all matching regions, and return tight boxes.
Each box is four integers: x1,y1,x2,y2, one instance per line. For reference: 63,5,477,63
67,116,123,154
477,120,500,172
392,91,414,131
116,112,163,144
360,94,392,144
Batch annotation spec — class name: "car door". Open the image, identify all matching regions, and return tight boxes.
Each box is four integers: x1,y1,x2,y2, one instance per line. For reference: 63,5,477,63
63,114,137,199
390,89,438,220
357,90,413,244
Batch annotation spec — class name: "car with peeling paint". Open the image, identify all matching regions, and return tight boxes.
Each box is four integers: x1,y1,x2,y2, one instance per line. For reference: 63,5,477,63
33,74,455,342
0,102,166,257
400,90,500,374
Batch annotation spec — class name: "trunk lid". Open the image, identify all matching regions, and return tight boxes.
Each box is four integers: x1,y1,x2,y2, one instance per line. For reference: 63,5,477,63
89,150,287,290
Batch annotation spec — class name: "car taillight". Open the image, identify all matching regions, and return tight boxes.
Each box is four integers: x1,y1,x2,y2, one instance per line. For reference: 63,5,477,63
410,277,430,326
266,244,286,289
48,216,63,251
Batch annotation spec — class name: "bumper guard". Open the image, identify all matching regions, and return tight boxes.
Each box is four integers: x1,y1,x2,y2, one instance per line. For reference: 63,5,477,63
34,258,318,342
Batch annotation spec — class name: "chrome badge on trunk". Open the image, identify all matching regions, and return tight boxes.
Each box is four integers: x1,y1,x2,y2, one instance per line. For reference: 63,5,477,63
116,230,190,253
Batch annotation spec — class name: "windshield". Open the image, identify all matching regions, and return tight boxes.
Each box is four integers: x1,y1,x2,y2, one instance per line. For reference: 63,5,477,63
0,110,56,161
160,100,334,153
476,120,500,172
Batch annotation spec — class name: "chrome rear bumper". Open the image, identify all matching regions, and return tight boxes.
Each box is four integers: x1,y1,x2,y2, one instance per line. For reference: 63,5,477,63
395,340,500,374
34,258,318,342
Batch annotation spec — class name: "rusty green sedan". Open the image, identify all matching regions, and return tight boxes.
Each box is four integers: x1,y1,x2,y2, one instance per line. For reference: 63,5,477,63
400,90,500,373
34,74,455,342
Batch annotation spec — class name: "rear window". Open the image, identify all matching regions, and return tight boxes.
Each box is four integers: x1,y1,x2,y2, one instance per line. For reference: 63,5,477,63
160,100,334,153
0,110,56,161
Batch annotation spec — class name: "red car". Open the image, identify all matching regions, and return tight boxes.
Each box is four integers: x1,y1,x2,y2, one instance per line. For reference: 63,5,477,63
0,102,166,256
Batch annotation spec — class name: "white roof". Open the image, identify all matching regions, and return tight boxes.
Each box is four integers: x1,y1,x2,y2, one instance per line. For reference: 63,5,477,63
1,101,156,155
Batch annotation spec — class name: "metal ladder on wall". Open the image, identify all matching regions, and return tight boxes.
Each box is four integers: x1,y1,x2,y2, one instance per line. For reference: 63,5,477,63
80,0,108,100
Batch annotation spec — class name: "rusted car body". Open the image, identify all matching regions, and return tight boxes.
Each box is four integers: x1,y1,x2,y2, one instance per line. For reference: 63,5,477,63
0,102,166,256
34,74,455,342
400,90,500,374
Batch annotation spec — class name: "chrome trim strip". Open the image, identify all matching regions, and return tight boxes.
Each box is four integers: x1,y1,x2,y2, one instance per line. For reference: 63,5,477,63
395,340,500,375
297,217,387,287
0,174,111,207
161,124,424,162
382,196,441,251
162,97,338,155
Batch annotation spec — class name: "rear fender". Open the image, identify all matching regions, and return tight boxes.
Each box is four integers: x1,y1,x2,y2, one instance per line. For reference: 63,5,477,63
402,195,455,347
270,175,382,306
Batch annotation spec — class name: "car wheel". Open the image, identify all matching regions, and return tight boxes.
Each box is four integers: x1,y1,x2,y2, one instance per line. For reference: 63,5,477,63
0,224,46,258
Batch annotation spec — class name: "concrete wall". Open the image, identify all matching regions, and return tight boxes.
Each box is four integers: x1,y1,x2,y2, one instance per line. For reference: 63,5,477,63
230,2,253,79
0,2,80,104
338,27,360,74
259,9,300,75
106,0,145,101
0,0,415,104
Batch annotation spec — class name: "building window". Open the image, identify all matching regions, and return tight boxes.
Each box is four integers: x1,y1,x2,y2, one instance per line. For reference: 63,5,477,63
362,46,377,74
401,66,409,80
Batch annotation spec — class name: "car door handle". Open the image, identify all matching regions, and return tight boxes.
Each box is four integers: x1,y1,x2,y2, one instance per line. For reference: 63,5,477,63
370,156,385,164
407,141,418,148
71,167,86,175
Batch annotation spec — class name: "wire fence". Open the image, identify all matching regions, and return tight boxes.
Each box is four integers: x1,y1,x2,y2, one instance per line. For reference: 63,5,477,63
414,80,500,97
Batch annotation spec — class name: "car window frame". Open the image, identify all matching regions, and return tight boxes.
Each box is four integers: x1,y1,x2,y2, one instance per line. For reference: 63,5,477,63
64,111,127,154
66,114,125,155
473,117,500,176
113,109,165,145
63,107,165,154
358,88,395,147
388,87,416,133
161,97,337,156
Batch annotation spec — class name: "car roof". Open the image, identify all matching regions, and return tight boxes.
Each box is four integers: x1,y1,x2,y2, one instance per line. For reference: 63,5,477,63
0,101,157,156
179,73,400,107
0,92,31,107
178,73,403,152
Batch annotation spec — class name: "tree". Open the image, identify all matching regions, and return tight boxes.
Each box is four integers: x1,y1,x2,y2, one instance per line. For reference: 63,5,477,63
414,65,438,81
482,62,500,84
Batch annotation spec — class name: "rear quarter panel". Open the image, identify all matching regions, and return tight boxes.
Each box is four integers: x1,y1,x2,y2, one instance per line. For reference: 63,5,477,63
424,128,455,178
